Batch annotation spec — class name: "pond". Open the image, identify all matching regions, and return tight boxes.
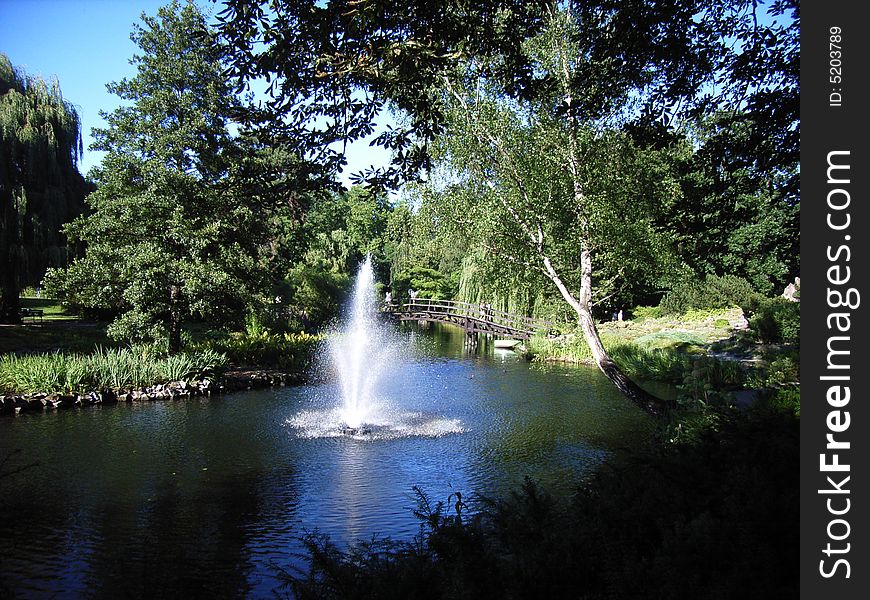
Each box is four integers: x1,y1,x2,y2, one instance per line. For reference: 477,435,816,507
0,323,654,598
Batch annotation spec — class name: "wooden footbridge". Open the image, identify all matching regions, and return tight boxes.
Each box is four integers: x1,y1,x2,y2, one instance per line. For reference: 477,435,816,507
383,299,553,343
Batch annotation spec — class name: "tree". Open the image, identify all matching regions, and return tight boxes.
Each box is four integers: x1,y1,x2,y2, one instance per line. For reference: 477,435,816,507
217,0,797,410
429,42,681,413
45,1,273,351
0,54,90,322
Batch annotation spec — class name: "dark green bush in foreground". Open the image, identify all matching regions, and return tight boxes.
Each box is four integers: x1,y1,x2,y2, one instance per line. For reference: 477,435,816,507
745,297,800,345
284,408,798,600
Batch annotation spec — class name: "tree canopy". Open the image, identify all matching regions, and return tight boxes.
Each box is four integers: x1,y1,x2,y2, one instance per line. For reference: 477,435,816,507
211,0,798,407
45,1,286,350
0,53,90,322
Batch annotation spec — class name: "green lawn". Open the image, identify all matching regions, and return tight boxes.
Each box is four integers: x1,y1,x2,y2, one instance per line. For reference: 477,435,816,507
19,296,79,321
0,297,112,355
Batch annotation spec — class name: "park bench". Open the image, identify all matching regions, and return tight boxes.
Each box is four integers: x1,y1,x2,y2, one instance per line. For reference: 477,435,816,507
20,308,44,323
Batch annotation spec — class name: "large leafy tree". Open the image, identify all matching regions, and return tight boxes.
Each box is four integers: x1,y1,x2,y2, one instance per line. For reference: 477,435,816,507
46,1,276,350
217,0,797,409
0,54,90,322
426,12,685,413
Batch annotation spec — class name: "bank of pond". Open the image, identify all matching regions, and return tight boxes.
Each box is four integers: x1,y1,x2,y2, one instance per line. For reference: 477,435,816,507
0,321,797,597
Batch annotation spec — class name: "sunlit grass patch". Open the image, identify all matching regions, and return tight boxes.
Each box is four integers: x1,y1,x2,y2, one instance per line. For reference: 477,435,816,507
0,346,227,394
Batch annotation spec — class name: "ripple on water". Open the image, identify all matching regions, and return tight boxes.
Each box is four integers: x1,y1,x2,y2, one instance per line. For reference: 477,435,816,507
285,407,466,441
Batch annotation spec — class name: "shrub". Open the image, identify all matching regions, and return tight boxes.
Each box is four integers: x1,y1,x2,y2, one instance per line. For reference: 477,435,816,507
526,330,621,364
659,275,760,315
746,297,800,344
677,355,745,409
204,331,322,372
629,305,662,320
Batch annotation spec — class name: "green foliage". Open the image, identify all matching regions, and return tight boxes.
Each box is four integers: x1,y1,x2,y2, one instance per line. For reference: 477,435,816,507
280,186,393,331
746,297,800,345
526,333,591,364
282,265,350,331
629,305,663,320
608,344,688,386
1,53,90,322
203,331,322,372
0,346,226,394
756,387,800,417
285,409,798,600
677,355,745,409
659,274,759,315
391,266,458,301
44,1,276,351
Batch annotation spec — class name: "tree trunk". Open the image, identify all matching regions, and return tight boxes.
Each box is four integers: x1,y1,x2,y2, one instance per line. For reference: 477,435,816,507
0,198,21,323
543,247,671,416
168,284,182,353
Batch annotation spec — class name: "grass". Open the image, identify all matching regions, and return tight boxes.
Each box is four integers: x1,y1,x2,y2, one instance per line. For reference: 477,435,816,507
19,296,79,321
0,346,227,395
1,296,322,394
525,307,791,410
0,296,112,355
528,307,745,364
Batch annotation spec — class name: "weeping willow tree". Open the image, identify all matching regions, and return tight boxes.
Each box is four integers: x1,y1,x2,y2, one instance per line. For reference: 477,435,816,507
0,53,90,322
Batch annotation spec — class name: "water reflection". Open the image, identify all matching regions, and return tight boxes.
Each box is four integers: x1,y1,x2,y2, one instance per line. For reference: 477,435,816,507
0,323,654,597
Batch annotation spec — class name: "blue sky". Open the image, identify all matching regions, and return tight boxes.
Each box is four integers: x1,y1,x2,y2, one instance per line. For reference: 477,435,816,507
0,0,391,185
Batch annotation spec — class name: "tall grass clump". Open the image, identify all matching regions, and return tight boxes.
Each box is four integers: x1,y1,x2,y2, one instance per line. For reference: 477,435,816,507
0,346,227,394
526,332,594,363
608,344,687,385
0,353,69,394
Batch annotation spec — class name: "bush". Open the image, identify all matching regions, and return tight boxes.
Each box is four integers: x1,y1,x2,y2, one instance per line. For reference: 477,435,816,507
660,275,760,315
746,297,799,345
677,355,745,409
204,331,323,372
629,305,662,320
285,410,799,600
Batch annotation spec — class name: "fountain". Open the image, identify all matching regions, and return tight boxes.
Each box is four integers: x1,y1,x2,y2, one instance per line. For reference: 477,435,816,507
286,256,465,440
332,255,386,434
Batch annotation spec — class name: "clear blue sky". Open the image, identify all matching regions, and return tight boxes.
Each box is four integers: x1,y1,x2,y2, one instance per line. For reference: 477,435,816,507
0,0,391,185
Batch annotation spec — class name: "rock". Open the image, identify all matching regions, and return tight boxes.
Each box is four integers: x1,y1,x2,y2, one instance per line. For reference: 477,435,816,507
27,397,47,411
782,276,800,302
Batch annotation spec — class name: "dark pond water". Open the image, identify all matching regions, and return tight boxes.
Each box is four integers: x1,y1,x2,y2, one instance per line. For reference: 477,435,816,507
0,324,654,598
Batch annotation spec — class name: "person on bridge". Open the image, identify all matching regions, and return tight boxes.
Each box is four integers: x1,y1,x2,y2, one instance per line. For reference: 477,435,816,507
409,288,418,302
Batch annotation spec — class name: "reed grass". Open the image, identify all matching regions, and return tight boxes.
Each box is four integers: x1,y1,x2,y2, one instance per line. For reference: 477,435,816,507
0,346,227,394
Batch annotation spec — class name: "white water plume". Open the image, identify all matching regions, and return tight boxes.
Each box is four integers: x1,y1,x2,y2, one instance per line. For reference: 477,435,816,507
285,255,466,440
331,255,391,429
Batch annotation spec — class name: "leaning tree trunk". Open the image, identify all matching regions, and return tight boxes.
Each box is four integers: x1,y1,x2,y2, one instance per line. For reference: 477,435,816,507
542,247,671,416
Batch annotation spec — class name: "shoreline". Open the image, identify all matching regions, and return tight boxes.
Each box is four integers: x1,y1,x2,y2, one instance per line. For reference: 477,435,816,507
0,368,307,417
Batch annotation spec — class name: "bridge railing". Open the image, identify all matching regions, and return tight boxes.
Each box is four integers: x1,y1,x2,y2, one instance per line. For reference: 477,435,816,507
387,298,552,335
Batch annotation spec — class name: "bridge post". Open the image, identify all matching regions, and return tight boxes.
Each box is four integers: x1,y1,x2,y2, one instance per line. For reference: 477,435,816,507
465,330,478,349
